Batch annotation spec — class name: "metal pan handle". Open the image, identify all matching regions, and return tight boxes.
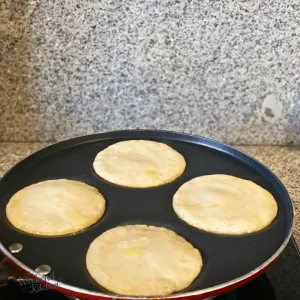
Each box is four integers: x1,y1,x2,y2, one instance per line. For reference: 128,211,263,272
0,258,9,288
0,256,24,288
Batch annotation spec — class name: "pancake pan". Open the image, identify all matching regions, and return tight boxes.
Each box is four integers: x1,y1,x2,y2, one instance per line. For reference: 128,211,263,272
0,130,294,299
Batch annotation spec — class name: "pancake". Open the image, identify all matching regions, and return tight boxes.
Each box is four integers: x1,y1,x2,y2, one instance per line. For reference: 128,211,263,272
6,179,106,236
86,225,202,296
172,174,278,235
93,140,186,188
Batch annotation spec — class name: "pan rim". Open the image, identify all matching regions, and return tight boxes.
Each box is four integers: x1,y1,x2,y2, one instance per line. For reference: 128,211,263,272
0,129,295,299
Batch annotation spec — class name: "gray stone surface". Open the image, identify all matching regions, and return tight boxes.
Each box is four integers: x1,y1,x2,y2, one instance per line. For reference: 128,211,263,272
0,0,300,143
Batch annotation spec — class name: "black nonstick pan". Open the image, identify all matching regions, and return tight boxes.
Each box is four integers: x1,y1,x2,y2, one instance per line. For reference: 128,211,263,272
0,130,294,300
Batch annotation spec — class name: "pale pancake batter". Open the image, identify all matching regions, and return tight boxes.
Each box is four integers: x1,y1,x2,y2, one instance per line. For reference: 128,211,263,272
173,174,278,235
93,140,186,188
6,179,106,236
86,225,202,296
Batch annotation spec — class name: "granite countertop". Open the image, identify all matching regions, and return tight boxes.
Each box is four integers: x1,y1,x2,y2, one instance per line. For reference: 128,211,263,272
0,142,299,248
1,1,300,144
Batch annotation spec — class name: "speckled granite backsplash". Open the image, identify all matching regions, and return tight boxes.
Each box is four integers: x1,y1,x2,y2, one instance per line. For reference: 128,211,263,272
0,0,299,143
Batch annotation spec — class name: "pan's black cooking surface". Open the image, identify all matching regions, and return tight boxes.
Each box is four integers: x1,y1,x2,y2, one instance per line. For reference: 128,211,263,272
0,131,294,296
